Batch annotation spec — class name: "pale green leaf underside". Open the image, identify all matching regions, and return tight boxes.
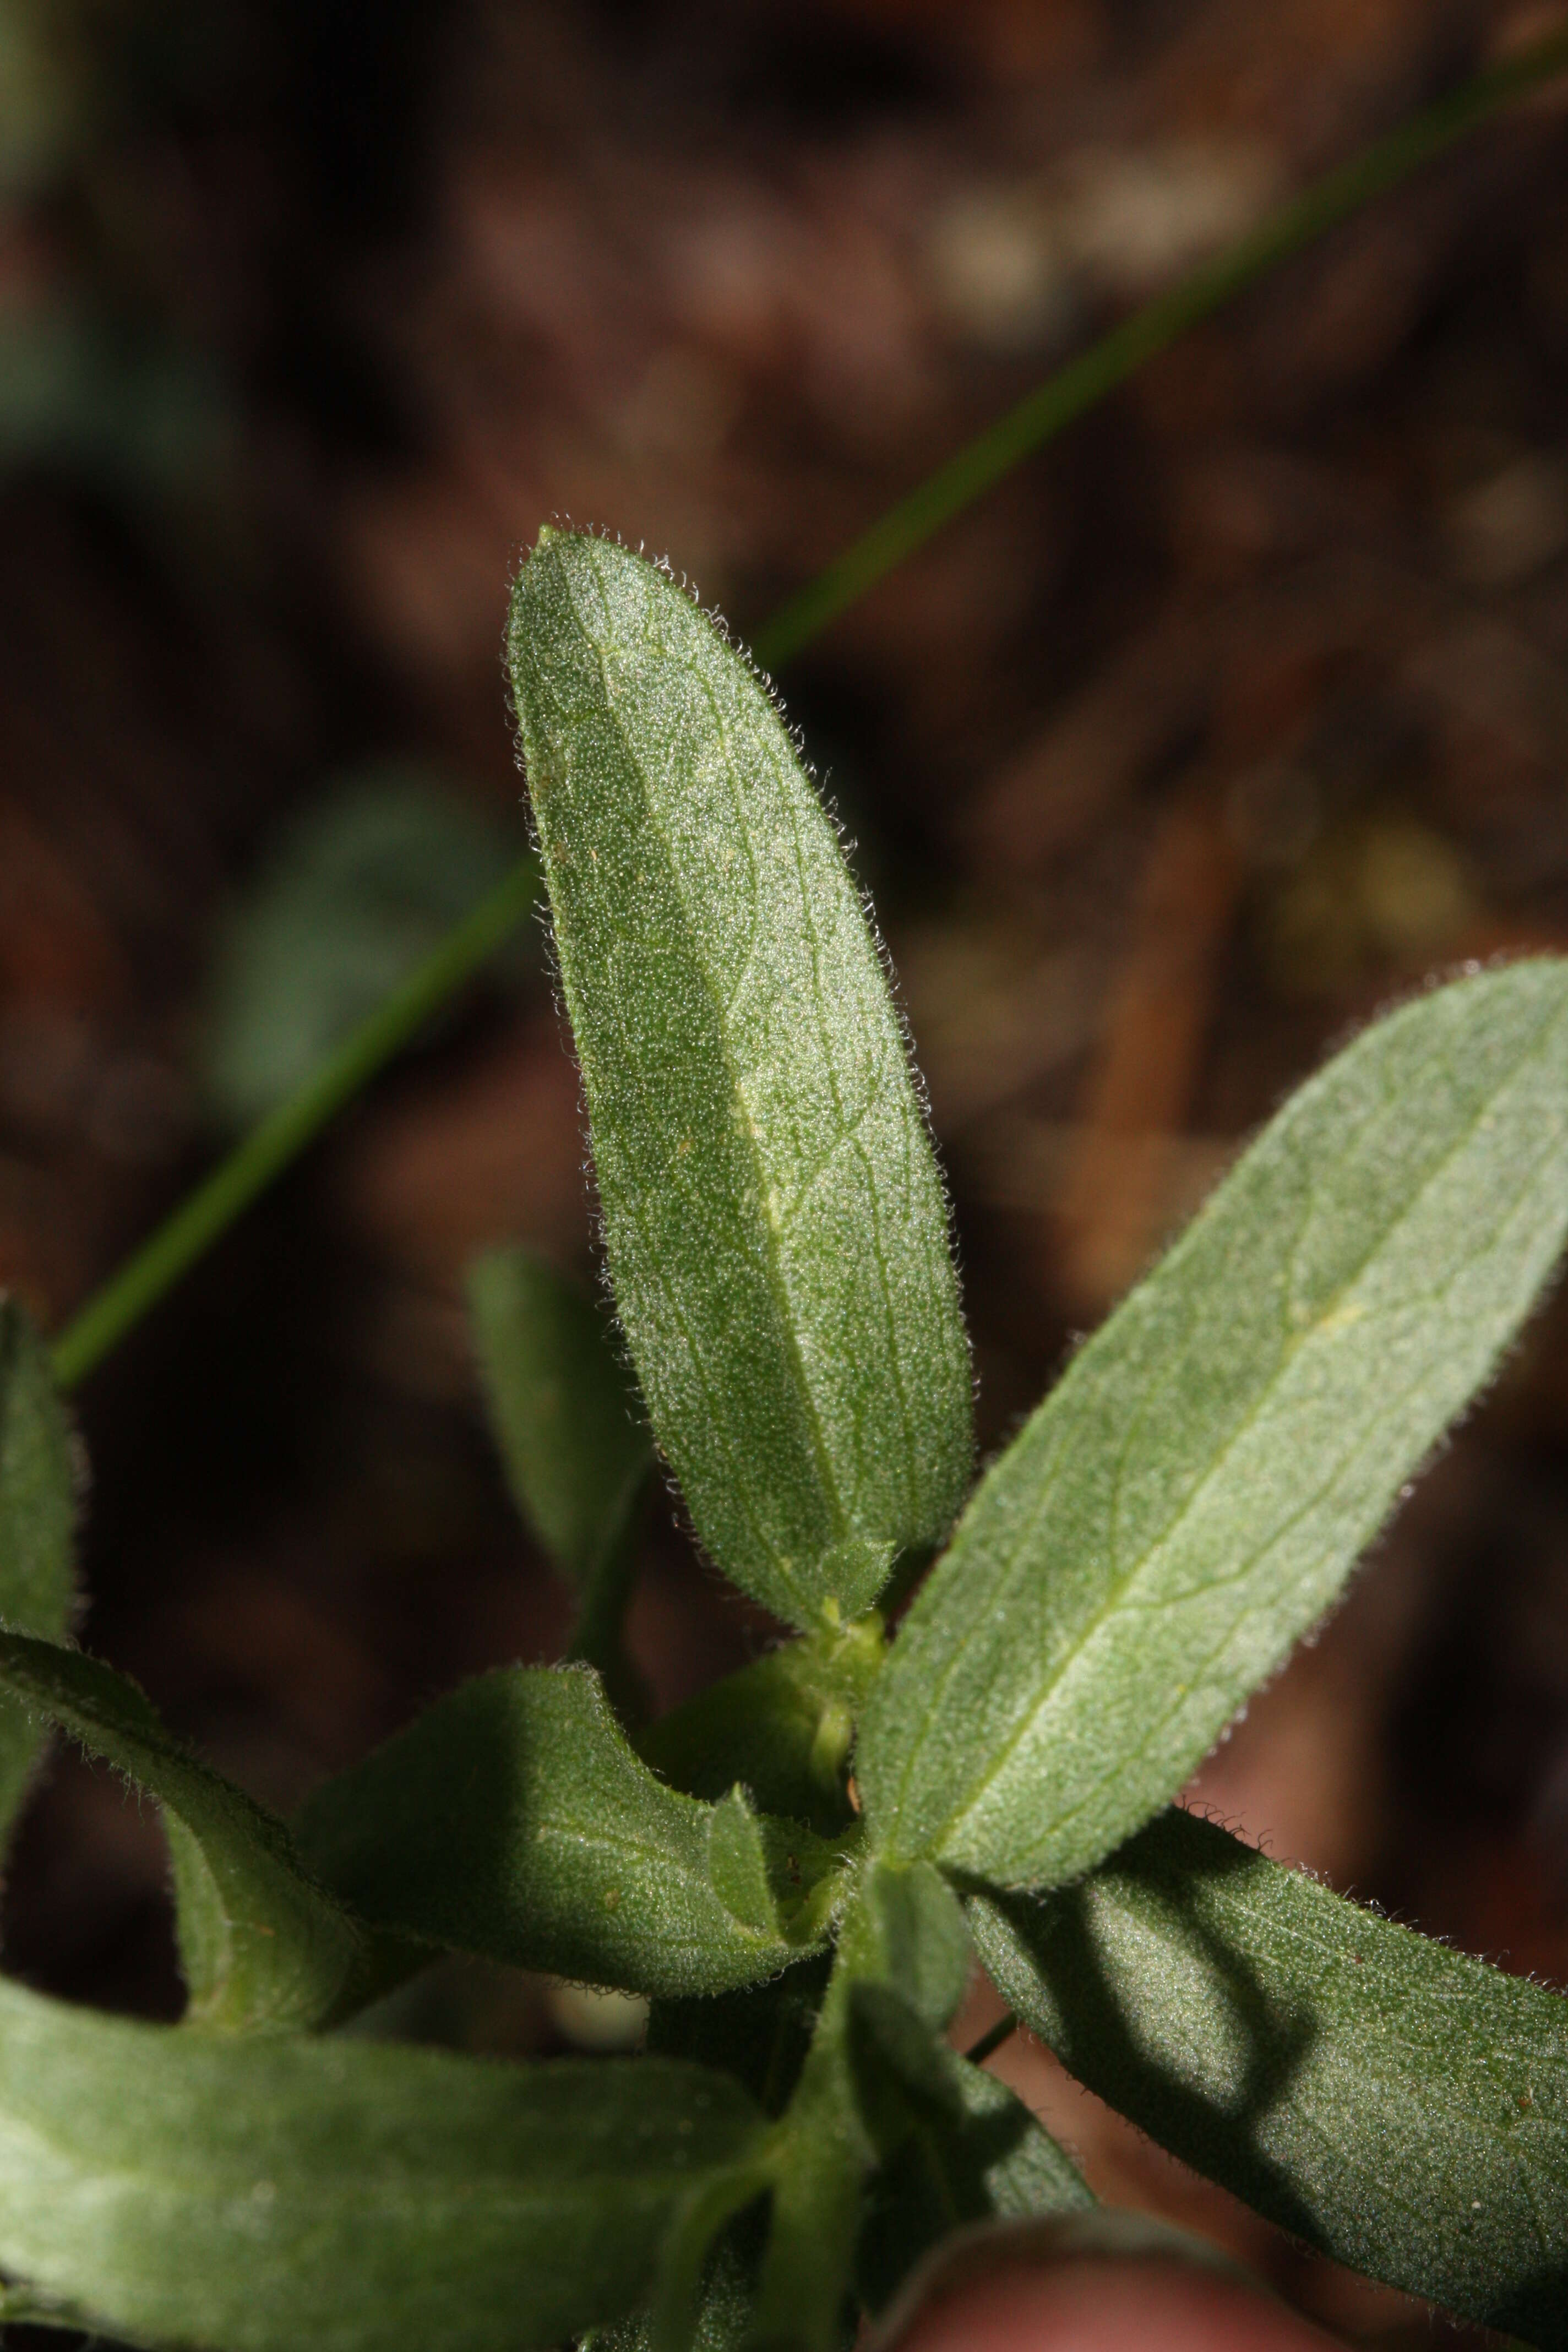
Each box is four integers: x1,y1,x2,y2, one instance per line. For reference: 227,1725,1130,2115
0,1972,764,2352
465,1244,650,1591
861,961,1568,1887
0,1629,366,2032
0,1300,77,1844
968,1806,1568,2350
294,1664,848,1999
507,530,971,1630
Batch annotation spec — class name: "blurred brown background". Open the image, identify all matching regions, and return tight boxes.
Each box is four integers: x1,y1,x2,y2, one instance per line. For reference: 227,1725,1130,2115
2,1,1568,2342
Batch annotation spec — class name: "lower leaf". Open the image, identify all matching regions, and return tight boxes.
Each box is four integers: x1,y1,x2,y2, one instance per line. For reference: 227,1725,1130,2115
0,1973,765,2352
0,1629,369,2033
295,1665,850,1999
967,1806,1568,2351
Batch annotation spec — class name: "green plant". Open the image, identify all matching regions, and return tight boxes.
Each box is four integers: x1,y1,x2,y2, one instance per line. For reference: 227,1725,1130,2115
2,526,1567,2349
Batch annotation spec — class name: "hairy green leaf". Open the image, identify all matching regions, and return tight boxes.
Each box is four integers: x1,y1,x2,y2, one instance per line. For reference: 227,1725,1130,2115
641,1618,884,1836
969,1806,1568,2350
0,1972,764,2352
466,1245,650,1589
507,530,971,1630
596,2219,767,2352
204,770,531,1129
0,1300,76,1844
854,2042,1092,2316
295,1664,850,1999
862,961,1568,1887
0,1629,369,2032
746,1860,971,2352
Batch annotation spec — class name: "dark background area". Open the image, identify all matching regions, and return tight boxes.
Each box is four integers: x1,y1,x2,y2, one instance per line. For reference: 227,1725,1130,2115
2,1,1568,2340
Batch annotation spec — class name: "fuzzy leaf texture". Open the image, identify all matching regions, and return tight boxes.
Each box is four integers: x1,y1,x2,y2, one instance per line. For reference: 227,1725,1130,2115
861,960,1568,1887
0,1628,369,2032
968,1807,1568,2350
507,530,971,1629
0,1299,77,1843
596,2226,764,2352
0,1972,764,2352
466,1244,650,1591
294,1664,848,1998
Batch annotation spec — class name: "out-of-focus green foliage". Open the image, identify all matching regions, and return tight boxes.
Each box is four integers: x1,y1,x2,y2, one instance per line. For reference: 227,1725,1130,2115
466,1244,650,1592
0,303,227,495
0,1298,76,1844
203,772,532,1129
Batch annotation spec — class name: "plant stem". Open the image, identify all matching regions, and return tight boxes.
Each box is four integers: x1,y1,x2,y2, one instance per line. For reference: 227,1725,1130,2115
750,26,1568,672
963,2012,1019,2067
51,857,540,1390
51,27,1568,1384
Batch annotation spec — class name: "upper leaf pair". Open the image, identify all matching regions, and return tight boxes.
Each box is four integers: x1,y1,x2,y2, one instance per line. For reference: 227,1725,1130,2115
507,536,1568,2351
508,529,1568,1907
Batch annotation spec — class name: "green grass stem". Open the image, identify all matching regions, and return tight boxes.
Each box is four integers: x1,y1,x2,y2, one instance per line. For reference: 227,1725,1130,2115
51,859,540,1388
751,28,1568,671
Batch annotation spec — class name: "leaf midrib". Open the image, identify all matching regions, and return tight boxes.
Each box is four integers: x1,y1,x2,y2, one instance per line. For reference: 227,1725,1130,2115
570,563,851,1607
